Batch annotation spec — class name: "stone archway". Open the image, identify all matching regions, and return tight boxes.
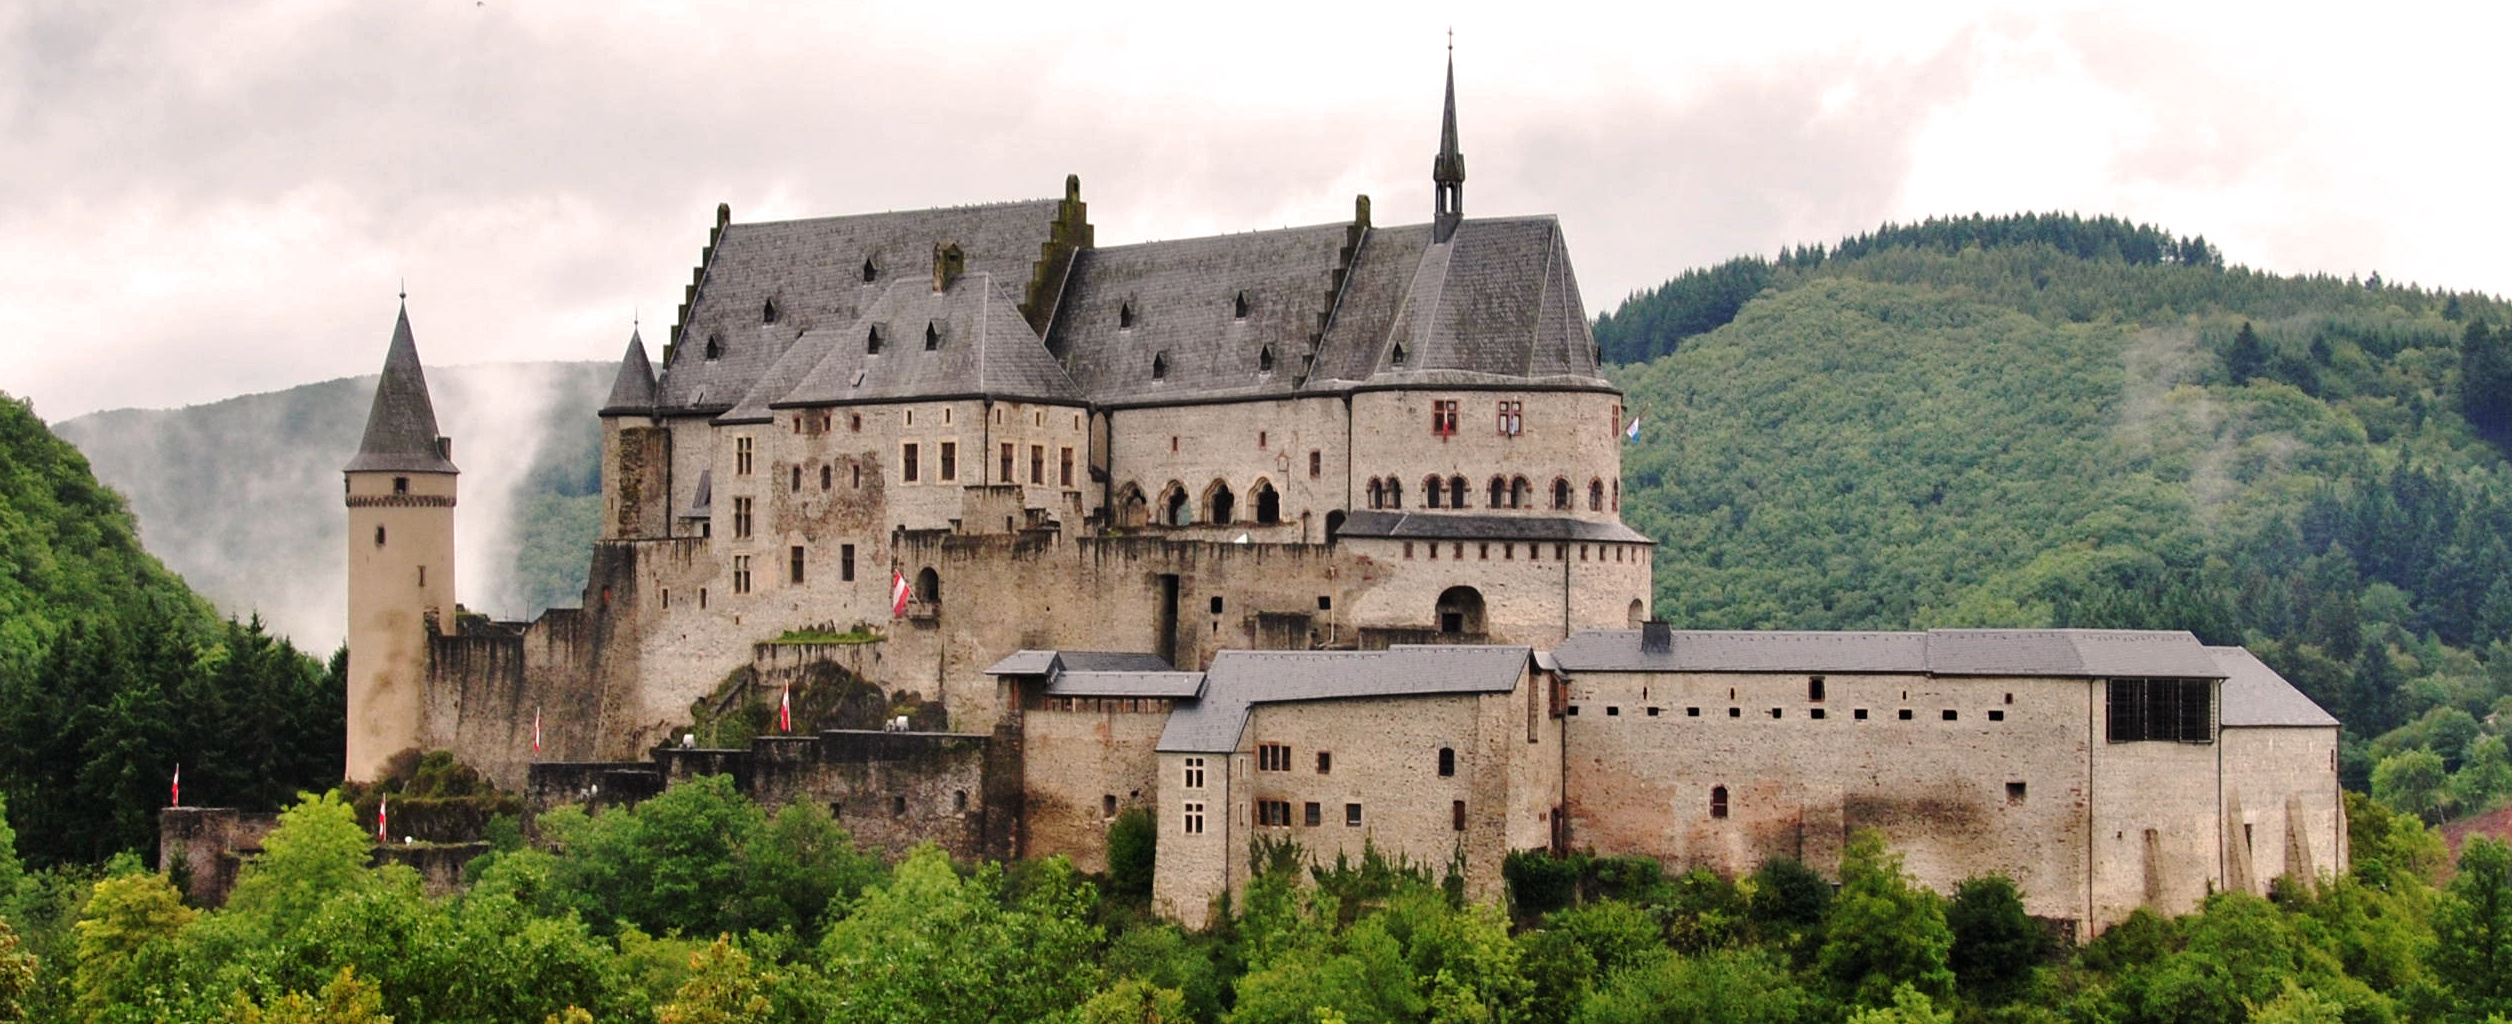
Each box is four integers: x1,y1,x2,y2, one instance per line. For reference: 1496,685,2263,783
1436,585,1486,635
1251,479,1280,525
1204,480,1236,525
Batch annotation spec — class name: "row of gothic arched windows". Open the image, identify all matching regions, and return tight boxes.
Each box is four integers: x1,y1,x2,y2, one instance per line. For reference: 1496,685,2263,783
1115,478,1284,528
1363,475,1617,512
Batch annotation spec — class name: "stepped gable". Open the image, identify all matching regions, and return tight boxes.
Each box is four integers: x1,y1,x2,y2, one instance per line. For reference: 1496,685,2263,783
657,199,1062,416
771,272,1083,409
1158,645,1533,753
345,304,458,475
1047,222,1354,405
599,329,657,416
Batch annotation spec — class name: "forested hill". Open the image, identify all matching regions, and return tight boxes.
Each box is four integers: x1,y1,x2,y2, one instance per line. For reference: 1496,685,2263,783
0,395,338,863
1601,213,2512,813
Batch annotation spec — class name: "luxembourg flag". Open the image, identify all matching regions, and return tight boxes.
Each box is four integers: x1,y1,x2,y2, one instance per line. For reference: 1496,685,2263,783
170,764,180,807
891,570,912,617
532,709,542,754
1624,416,1640,441
778,684,793,733
376,792,388,843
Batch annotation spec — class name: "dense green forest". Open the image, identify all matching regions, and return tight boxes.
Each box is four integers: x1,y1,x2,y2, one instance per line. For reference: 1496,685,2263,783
1603,213,2512,817
0,394,341,864
0,778,2498,1023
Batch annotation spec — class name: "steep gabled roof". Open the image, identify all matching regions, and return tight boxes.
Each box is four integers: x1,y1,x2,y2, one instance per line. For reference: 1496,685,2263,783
656,200,1063,415
1344,217,1603,386
2212,646,2341,727
600,329,658,416
345,304,458,475
1047,223,1354,405
768,273,1083,411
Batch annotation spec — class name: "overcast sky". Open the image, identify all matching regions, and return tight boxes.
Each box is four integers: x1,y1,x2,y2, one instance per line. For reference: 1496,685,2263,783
5,0,2506,421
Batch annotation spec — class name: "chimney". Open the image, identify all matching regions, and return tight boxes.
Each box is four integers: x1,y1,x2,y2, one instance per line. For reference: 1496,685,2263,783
932,240,966,293
1640,619,1672,655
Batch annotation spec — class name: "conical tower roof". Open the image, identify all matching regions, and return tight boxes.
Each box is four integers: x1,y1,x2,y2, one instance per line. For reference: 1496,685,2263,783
601,328,658,415
344,303,459,474
1433,50,1464,186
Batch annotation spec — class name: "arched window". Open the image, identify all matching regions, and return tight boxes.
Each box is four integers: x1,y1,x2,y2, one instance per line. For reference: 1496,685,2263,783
1589,479,1605,511
1162,483,1191,526
1435,586,1485,635
1259,346,1275,373
1552,478,1571,510
1116,483,1150,528
1205,480,1236,524
1422,475,1444,509
1627,599,1645,628
1710,786,1728,819
1437,747,1456,777
1252,480,1280,524
1487,476,1506,508
915,567,941,604
1366,478,1383,509
1448,476,1468,508
1511,476,1530,508
1385,478,1402,509
866,326,884,354
762,298,779,324
1325,510,1345,543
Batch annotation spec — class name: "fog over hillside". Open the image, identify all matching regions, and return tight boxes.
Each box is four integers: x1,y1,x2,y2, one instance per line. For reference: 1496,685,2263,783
52,361,614,653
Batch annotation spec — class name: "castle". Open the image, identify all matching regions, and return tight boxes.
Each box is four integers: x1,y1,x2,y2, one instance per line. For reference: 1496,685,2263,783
328,58,2345,936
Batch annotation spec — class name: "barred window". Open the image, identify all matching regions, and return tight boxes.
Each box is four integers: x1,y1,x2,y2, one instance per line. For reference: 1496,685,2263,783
2107,678,2215,743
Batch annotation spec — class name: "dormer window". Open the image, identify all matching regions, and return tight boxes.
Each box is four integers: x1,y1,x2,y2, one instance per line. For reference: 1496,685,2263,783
862,258,879,283
1152,352,1169,380
1258,346,1274,373
866,325,884,354
705,334,723,360
1120,302,1135,329
1233,291,1250,320
925,322,941,350
762,298,779,324
1391,343,1407,366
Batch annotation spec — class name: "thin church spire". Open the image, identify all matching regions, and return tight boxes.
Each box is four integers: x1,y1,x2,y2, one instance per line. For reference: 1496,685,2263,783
1432,40,1466,243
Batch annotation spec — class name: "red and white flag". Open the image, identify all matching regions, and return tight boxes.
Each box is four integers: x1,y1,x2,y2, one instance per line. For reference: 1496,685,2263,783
376,792,388,843
779,684,793,733
532,709,542,754
891,570,912,617
170,764,180,807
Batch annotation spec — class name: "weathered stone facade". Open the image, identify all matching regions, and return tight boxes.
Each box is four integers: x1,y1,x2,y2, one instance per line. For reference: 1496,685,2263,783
292,60,2348,940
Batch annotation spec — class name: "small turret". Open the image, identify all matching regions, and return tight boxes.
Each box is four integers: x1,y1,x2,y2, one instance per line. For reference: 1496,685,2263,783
345,304,459,475
601,327,658,415
1432,46,1466,244
600,327,671,541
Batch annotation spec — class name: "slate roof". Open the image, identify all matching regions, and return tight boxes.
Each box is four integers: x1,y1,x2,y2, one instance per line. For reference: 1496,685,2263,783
1553,628,2228,678
1336,510,1653,544
600,330,657,416
1312,218,1606,389
2212,646,2341,728
345,305,459,474
655,200,1064,415
1048,223,1354,405
765,273,1083,414
1158,645,1531,753
1048,671,1207,699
